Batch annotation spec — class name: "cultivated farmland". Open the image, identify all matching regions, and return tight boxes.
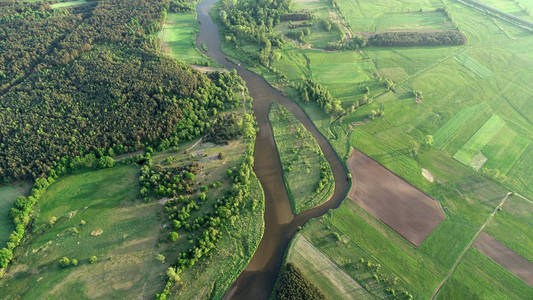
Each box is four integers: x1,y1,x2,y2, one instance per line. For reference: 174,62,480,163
347,149,445,246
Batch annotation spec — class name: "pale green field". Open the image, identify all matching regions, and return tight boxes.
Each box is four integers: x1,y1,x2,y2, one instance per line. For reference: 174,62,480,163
333,0,450,32
50,0,88,9
158,13,210,65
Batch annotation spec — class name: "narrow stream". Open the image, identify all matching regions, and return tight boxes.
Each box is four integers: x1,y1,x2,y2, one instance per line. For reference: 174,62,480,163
195,0,350,298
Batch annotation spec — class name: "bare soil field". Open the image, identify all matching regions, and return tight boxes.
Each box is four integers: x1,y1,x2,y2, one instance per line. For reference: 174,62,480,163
474,232,533,287
347,149,445,246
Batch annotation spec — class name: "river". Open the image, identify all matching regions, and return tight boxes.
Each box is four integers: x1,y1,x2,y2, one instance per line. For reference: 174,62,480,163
195,0,350,298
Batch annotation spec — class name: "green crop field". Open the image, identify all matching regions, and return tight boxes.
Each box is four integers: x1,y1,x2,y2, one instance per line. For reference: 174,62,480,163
158,13,210,65
453,114,506,169
436,248,533,299
333,0,450,32
269,103,334,214
0,184,30,246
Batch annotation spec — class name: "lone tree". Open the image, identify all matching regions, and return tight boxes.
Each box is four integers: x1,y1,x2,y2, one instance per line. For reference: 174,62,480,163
59,257,71,268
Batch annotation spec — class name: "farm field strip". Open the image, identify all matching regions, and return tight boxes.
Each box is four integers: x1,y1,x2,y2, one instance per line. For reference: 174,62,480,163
430,192,511,299
453,114,506,169
347,149,445,247
287,233,373,299
474,232,533,286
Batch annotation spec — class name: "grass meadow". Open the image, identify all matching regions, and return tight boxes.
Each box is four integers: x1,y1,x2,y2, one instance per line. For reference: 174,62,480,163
0,166,171,299
0,183,30,246
269,103,334,214
158,13,211,65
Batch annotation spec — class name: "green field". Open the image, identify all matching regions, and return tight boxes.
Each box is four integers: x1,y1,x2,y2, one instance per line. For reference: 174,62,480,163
158,13,211,65
269,103,334,214
0,166,171,299
436,248,533,299
285,233,373,299
333,0,451,32
0,184,30,246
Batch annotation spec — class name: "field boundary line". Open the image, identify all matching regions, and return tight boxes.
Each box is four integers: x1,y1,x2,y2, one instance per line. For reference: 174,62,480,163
430,192,512,299
514,192,533,205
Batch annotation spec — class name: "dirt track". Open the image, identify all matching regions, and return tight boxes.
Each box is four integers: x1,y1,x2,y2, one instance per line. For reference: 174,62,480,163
475,232,533,287
347,149,445,246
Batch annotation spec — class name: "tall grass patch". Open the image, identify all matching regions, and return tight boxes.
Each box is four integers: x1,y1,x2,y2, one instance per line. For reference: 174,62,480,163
269,103,334,214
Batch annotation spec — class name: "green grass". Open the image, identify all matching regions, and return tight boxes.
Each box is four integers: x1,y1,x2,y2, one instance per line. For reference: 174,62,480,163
334,0,449,32
158,13,210,65
286,233,374,299
374,11,456,32
50,0,88,9
433,103,490,153
0,183,30,245
436,248,533,299
269,103,334,214
453,114,506,168
0,166,171,299
454,52,494,79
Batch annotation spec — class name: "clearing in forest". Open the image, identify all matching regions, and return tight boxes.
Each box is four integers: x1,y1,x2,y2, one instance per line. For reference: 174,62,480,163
158,13,210,65
347,149,445,246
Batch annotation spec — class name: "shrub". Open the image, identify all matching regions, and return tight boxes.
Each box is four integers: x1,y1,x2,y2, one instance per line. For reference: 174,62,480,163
89,256,98,264
59,257,71,268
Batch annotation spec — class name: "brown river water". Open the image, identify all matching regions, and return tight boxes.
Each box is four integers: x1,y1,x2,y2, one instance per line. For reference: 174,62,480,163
195,0,350,298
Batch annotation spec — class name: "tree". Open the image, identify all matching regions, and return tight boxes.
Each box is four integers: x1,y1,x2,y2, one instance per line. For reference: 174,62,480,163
89,256,98,264
97,156,115,169
0,248,13,268
72,258,79,266
425,135,434,147
59,257,71,268
169,232,179,242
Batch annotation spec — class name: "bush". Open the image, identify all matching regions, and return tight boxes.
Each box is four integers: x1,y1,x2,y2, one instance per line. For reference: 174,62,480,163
59,257,71,268
89,256,98,264
97,156,116,169
169,232,179,242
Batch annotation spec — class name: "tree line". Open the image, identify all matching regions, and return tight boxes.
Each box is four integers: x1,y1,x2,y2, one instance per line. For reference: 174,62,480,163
368,30,466,47
295,79,343,114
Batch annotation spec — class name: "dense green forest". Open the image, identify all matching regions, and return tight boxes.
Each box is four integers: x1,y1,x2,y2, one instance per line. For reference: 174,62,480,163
0,0,242,181
274,263,325,300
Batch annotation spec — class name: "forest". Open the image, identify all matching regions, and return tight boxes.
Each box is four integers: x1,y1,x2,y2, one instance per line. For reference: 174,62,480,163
0,0,243,181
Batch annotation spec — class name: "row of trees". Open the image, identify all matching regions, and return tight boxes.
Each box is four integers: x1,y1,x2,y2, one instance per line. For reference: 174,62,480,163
368,31,467,47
